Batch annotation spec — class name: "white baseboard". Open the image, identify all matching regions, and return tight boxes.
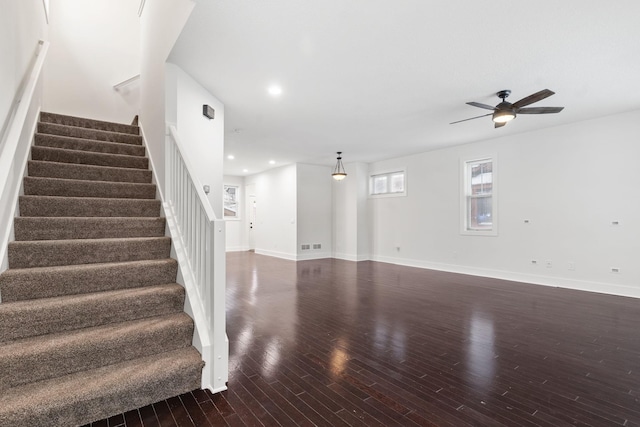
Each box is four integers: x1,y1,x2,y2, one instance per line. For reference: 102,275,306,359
333,252,370,262
371,255,640,299
226,246,249,252
255,248,298,261
297,251,332,261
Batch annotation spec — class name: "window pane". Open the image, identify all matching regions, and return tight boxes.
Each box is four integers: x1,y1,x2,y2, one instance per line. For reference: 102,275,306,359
390,173,404,193
372,176,388,194
224,185,239,218
468,195,492,229
470,161,492,195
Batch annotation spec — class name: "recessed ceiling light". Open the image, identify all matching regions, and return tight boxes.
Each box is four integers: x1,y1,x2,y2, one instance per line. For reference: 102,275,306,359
269,160,276,165
227,155,235,160
242,169,248,173
267,85,282,96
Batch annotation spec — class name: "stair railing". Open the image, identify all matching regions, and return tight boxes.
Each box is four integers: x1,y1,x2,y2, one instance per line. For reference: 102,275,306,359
0,40,49,274
164,125,229,393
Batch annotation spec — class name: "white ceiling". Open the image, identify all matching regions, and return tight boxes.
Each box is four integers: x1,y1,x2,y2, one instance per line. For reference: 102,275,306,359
168,1,640,177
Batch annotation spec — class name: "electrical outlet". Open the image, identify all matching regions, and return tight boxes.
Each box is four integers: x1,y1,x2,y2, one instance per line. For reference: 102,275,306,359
545,261,552,268
568,262,575,271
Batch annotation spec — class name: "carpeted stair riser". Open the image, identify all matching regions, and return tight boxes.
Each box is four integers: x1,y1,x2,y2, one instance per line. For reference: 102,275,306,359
37,122,142,145
40,112,140,135
8,236,171,268
0,313,193,391
23,176,157,199
0,259,178,302
0,284,185,343
35,133,146,156
14,217,166,241
0,347,203,427
31,146,148,169
28,160,152,183
19,195,161,217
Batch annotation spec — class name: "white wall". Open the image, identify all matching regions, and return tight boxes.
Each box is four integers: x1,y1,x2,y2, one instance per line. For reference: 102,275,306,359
224,175,246,251
368,110,640,298
140,0,194,196
333,162,370,261
297,164,333,260
0,0,47,147
42,0,140,123
170,65,224,216
245,165,298,260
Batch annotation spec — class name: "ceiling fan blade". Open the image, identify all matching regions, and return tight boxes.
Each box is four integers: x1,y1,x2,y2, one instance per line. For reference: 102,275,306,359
450,113,493,125
466,102,496,111
512,89,555,108
516,106,564,114
494,121,506,128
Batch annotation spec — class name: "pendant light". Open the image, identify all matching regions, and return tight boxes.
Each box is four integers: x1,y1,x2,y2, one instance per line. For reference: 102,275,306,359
332,152,347,181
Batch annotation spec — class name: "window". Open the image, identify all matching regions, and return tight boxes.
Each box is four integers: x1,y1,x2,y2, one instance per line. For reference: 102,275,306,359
370,170,406,197
462,157,497,235
223,185,239,219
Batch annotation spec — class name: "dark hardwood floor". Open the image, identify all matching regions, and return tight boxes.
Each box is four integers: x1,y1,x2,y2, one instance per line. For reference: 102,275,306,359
89,252,640,426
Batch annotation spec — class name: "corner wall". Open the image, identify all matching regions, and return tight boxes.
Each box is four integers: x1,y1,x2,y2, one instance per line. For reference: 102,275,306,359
297,164,333,260
368,110,640,298
42,0,140,123
333,162,370,261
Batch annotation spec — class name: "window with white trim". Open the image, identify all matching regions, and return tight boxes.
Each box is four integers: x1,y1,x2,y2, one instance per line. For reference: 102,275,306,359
462,157,497,235
223,185,240,219
369,170,406,197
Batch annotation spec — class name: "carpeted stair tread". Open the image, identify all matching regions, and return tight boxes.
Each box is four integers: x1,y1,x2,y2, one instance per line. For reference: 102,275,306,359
40,111,140,135
19,195,161,217
14,217,166,241
8,236,171,268
31,146,148,169
0,283,185,343
0,259,178,302
28,160,152,183
0,313,193,391
23,176,157,199
0,346,202,427
35,133,146,157
37,122,142,145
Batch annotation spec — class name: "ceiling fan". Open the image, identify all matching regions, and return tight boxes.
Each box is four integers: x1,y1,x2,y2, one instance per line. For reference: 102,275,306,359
451,89,564,128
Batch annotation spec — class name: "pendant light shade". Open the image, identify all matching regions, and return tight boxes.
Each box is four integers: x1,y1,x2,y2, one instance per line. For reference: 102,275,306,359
332,152,347,181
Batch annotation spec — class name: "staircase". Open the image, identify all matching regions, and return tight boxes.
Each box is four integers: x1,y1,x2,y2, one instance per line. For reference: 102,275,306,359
0,112,204,426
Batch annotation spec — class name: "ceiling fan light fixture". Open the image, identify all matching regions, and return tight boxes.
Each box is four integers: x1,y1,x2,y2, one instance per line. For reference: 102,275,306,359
492,109,516,123
332,152,347,181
